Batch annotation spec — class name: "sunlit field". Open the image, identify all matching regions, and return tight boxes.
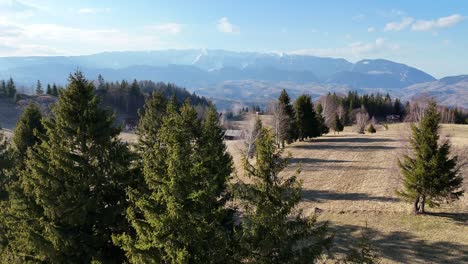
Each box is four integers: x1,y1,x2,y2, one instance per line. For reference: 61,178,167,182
227,123,468,263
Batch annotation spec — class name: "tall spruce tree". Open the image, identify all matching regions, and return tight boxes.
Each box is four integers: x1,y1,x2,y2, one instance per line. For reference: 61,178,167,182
294,94,320,141
136,91,167,150
6,78,16,98
235,127,332,263
52,83,59,96
278,89,297,143
315,103,329,135
13,103,45,157
397,100,464,214
114,101,235,263
35,80,43,95
46,84,52,95
6,71,132,263
0,80,6,96
0,127,14,259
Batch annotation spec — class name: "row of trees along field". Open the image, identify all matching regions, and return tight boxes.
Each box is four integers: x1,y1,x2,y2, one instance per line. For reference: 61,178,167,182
266,90,328,148
315,91,468,125
0,71,337,263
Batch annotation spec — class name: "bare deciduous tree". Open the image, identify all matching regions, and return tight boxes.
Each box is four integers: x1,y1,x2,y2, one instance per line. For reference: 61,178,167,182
355,106,369,134
244,116,262,159
320,95,338,128
269,101,289,148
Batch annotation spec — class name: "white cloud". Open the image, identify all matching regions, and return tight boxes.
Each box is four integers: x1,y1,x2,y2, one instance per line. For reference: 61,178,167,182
0,19,183,56
77,8,111,15
217,17,239,34
289,38,400,59
384,17,413,31
367,27,375,32
146,23,182,35
411,14,465,31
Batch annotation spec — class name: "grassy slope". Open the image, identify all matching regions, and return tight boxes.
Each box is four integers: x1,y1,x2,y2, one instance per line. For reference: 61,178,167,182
283,124,467,263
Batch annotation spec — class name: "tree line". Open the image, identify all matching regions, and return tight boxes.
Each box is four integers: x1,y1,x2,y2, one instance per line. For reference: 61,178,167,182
94,75,209,118
317,91,468,125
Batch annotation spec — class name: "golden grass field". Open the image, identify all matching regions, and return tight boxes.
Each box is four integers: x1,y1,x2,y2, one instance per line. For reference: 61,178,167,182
227,123,468,263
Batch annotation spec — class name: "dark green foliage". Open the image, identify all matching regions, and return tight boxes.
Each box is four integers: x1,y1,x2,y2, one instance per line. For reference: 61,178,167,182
6,78,16,98
114,100,235,263
331,114,344,134
12,103,45,157
136,91,167,150
46,84,52,95
315,103,329,135
294,94,320,141
95,78,209,118
235,128,332,263
342,226,381,264
6,71,132,263
0,127,14,259
367,124,376,134
397,100,463,214
52,83,59,96
278,89,297,144
0,80,6,96
35,80,43,95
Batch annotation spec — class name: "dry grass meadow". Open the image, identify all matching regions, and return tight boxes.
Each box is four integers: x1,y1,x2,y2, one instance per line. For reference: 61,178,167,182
227,122,468,263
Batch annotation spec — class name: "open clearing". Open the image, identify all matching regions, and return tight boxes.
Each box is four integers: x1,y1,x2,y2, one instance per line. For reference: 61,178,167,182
228,123,468,263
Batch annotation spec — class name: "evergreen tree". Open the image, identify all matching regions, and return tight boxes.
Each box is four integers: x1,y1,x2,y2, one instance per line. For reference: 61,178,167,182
136,91,167,150
342,226,381,264
129,79,141,97
12,103,45,157
0,80,6,96
0,127,14,258
35,80,43,95
6,78,16,98
331,113,344,134
52,83,59,96
114,101,235,263
315,103,329,135
6,71,132,263
397,100,463,214
294,94,320,141
278,89,297,143
367,124,376,134
235,128,332,263
46,84,52,95
97,74,106,91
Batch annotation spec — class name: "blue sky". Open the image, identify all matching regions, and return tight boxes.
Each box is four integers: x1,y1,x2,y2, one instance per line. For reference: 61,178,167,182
0,0,467,77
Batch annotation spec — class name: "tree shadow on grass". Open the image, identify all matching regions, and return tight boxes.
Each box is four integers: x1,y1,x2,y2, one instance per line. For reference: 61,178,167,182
315,137,396,143
291,144,397,151
289,157,352,164
329,223,468,263
287,158,385,171
425,212,468,226
302,189,399,203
